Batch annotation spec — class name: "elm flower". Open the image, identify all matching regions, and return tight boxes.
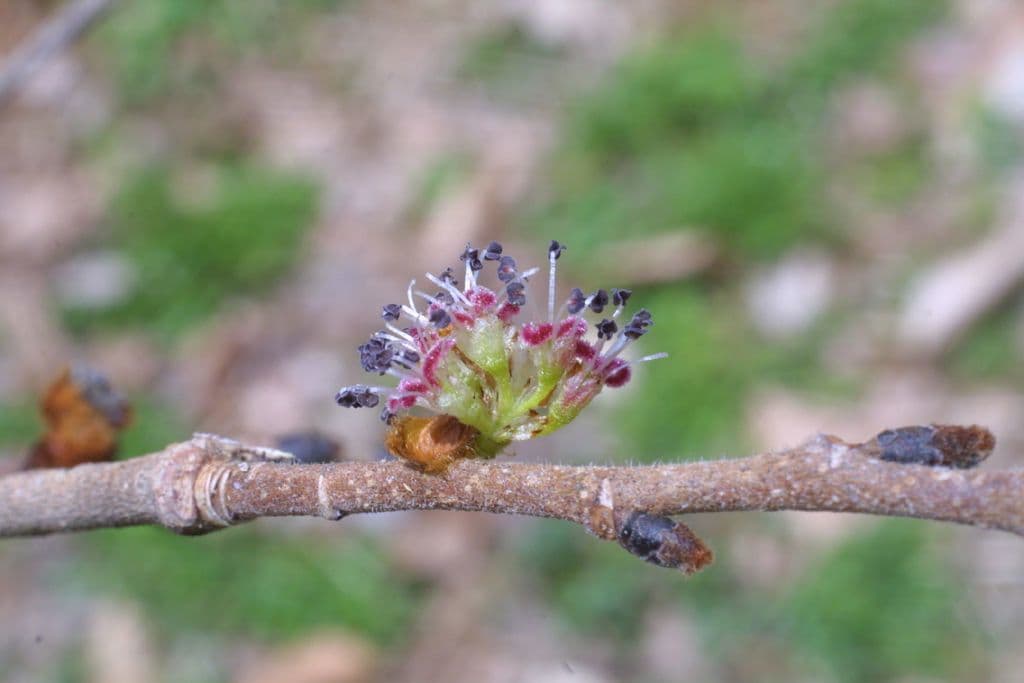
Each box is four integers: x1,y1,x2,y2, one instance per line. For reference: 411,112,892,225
335,240,666,471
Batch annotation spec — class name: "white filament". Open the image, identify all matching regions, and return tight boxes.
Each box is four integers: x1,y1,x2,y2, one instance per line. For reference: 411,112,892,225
548,251,557,323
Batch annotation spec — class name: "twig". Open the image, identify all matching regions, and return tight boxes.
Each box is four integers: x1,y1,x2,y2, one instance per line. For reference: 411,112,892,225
0,0,115,107
0,426,1021,572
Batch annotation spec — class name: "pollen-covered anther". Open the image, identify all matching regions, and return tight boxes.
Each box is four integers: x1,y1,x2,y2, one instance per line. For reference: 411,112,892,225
623,309,653,339
335,384,380,408
566,287,586,315
439,267,458,286
506,281,526,306
497,256,517,283
428,307,452,329
483,241,503,261
460,244,483,272
358,336,394,375
382,304,402,321
587,289,609,314
596,318,618,340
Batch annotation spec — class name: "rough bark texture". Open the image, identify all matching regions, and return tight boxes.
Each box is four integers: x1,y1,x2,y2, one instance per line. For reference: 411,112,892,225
1,429,1021,553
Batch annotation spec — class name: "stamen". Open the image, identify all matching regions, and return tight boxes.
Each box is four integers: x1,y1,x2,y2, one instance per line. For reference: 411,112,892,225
382,304,402,321
497,256,517,283
428,307,452,329
426,271,471,306
439,267,459,286
566,288,586,315
400,305,428,326
386,367,422,382
611,288,631,319
637,352,668,363
596,318,618,340
547,242,561,323
587,289,609,314
506,281,526,306
483,241,503,261
384,323,415,344
407,280,419,315
335,384,387,408
598,333,631,365
460,243,483,289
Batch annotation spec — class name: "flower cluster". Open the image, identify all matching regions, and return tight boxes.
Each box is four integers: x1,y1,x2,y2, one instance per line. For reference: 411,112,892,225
335,240,665,467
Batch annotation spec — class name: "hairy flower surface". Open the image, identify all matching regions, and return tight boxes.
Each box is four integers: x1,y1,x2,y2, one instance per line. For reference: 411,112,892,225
335,240,665,469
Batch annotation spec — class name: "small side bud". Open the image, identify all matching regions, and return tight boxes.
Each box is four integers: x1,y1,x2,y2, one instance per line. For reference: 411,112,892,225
618,512,713,575
871,424,995,468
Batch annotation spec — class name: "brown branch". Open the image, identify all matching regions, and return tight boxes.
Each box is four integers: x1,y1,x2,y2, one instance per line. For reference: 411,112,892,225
1,428,1021,572
0,0,115,107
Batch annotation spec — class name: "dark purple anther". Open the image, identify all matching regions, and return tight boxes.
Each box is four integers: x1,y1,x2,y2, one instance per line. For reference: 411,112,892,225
548,240,566,260
439,267,459,286
611,288,632,307
382,304,402,321
357,388,380,408
588,289,609,313
429,307,452,328
336,384,376,408
483,241,503,261
459,244,483,272
566,287,586,314
596,318,618,340
506,281,526,306
358,335,396,374
335,387,358,407
497,256,517,283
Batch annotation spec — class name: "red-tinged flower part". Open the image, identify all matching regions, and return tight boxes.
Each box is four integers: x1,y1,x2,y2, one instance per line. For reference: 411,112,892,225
334,240,664,461
522,321,554,346
422,338,455,386
497,302,520,322
468,287,497,312
603,358,631,387
575,339,597,361
389,395,418,411
397,378,429,394
557,316,587,339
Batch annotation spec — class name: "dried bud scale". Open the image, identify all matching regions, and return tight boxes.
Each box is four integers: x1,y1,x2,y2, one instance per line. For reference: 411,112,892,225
335,241,666,471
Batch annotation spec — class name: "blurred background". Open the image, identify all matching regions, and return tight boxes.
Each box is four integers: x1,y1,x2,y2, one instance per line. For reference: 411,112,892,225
2,0,1024,681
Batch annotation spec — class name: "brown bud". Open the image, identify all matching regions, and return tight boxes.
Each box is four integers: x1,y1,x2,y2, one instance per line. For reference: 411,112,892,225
24,365,132,470
869,424,995,469
384,414,479,473
617,512,713,575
